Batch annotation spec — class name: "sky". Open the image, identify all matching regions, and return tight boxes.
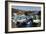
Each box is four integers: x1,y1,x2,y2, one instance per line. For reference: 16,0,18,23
12,6,41,11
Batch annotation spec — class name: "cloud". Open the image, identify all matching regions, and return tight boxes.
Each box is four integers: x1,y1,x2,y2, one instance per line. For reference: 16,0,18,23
12,6,41,11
